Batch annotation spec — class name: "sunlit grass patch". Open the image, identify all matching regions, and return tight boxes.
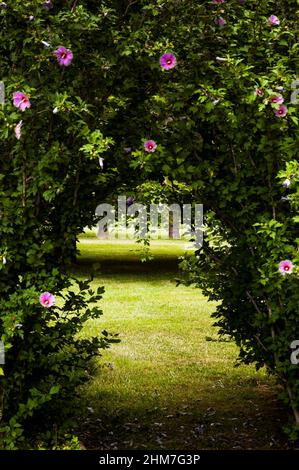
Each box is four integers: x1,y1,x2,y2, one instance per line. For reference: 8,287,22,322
74,237,289,450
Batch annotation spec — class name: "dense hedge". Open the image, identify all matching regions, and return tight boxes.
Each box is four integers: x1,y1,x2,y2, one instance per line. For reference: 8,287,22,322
0,0,123,448
95,0,299,436
112,0,299,436
0,0,298,448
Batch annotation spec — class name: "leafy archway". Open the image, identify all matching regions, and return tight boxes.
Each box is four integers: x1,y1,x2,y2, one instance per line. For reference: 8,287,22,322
0,0,298,448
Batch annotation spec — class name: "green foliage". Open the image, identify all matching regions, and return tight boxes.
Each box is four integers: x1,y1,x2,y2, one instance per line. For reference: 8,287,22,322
114,0,298,436
1,0,299,447
0,0,123,448
0,275,117,449
97,0,299,436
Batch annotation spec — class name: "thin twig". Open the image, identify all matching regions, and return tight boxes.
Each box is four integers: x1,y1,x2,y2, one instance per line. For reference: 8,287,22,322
124,0,139,16
71,0,80,13
22,169,26,207
72,171,80,207
246,290,262,315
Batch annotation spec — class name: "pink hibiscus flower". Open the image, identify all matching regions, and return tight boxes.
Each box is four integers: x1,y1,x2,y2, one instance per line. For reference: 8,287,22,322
13,92,31,111
39,292,55,308
144,140,157,152
269,94,284,105
268,15,280,26
54,46,73,66
215,17,226,26
274,105,288,117
278,260,294,275
212,0,225,3
255,88,264,97
160,53,177,70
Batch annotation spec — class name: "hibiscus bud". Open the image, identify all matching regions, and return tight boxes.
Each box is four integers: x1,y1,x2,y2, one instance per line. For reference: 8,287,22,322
41,40,51,49
282,179,291,188
43,0,53,10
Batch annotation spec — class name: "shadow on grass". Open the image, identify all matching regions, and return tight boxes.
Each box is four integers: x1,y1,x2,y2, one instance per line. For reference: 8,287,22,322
78,375,291,450
74,240,187,278
75,256,181,276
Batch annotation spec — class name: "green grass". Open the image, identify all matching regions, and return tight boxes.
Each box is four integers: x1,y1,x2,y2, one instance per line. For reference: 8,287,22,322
74,235,290,450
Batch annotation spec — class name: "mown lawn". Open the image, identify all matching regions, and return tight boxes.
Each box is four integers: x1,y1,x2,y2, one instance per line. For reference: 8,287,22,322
73,234,291,450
